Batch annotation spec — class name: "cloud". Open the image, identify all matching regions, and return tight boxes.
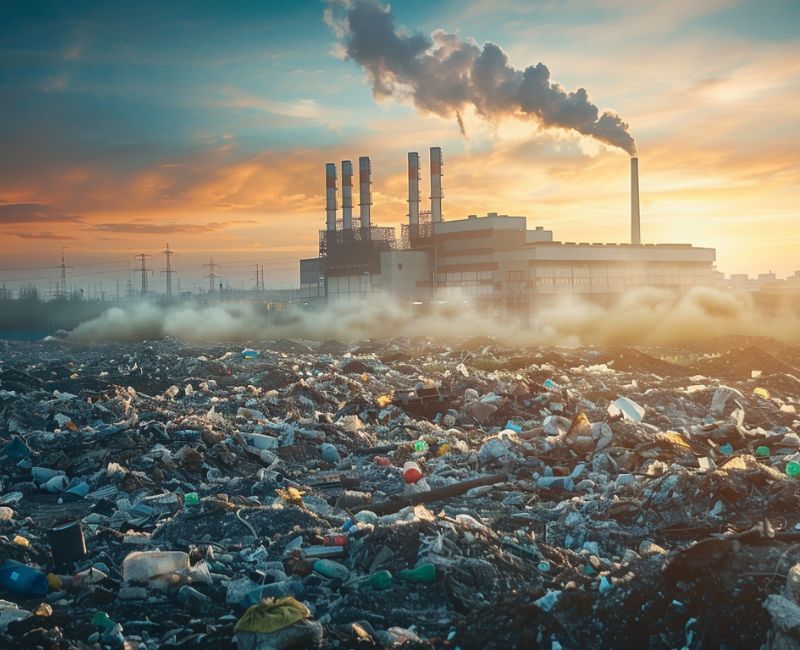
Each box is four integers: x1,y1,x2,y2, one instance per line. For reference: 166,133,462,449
0,203,84,224
92,219,256,234
13,232,79,240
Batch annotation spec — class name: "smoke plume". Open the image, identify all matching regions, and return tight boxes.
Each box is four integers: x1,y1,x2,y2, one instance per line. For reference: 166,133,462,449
325,0,636,154
67,287,799,346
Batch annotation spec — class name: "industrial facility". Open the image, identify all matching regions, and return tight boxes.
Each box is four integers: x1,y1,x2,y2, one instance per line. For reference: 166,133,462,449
300,148,717,314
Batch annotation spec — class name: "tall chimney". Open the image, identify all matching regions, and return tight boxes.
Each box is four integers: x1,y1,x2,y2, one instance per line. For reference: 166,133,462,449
359,156,372,229
407,151,420,225
325,162,337,232
631,156,641,245
341,160,353,230
430,146,443,223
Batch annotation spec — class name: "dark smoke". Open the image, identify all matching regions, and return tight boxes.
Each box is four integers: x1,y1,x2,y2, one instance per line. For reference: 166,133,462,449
326,0,636,154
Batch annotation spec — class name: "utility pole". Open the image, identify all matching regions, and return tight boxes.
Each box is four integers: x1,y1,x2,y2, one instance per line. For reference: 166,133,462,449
161,243,175,300
134,253,153,296
203,257,220,295
54,248,72,299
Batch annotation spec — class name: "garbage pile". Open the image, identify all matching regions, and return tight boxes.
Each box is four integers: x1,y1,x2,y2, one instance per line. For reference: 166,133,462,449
0,335,799,649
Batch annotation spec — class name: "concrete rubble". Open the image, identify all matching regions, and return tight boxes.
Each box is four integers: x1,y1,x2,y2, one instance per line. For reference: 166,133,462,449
0,335,799,648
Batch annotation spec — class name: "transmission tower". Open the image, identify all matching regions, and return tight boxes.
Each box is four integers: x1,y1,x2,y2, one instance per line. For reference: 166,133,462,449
203,257,220,294
53,248,72,298
161,243,176,299
134,253,153,296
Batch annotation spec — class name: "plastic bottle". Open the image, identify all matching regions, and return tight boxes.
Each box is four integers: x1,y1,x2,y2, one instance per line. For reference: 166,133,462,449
403,461,423,484
184,492,200,507
756,446,770,458
92,611,116,631
786,461,800,477
0,560,48,597
357,570,394,590
313,559,350,581
413,440,429,452
122,551,189,583
398,563,437,582
242,579,305,606
178,585,212,614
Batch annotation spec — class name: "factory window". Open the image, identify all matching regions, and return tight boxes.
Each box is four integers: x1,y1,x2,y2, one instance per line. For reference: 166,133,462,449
398,263,403,271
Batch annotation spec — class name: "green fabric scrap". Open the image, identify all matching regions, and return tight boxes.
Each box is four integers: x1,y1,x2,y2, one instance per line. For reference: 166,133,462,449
234,597,311,634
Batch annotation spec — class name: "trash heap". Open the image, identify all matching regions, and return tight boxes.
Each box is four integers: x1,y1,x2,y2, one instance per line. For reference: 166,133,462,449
0,335,798,649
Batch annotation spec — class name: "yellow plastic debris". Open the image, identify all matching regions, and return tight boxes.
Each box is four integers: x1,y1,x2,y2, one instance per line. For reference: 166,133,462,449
436,443,450,457
13,534,29,547
376,394,393,408
753,387,771,399
47,573,62,590
234,596,310,634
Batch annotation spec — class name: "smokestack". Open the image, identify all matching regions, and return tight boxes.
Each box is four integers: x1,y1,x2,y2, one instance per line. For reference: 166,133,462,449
407,151,420,225
359,156,372,229
325,163,337,232
430,146,443,223
341,160,353,230
631,156,640,245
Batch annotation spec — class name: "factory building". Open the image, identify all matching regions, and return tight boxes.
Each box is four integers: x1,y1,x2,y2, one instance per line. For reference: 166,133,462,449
300,148,716,313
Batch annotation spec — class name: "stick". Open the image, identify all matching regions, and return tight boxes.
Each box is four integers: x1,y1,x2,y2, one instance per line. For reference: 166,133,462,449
353,472,509,516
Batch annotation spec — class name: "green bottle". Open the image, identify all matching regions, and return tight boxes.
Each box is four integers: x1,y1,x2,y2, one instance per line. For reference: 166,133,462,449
363,570,394,589
398,563,436,582
92,611,116,631
184,492,200,507
786,461,800,477
413,440,429,452
755,446,770,458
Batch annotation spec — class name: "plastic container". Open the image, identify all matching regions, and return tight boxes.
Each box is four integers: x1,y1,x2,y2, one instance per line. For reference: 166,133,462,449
786,461,800,478
242,579,305,607
756,446,770,457
403,461,423,484
184,492,200,507
398,563,436,582
48,521,87,568
178,585,212,614
320,443,341,464
413,440,429,452
0,560,48,597
312,559,350,581
122,551,189,583
355,570,394,590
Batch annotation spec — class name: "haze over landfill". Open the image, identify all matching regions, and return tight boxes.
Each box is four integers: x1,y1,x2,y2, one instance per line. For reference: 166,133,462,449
1,2,800,650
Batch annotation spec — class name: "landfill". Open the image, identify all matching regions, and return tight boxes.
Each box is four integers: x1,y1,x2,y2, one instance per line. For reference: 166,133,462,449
0,334,799,649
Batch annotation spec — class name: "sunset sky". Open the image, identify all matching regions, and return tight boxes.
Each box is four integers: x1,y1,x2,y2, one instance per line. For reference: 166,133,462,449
1,0,798,292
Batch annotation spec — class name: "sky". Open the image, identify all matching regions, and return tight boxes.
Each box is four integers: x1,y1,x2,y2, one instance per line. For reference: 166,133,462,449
0,0,798,293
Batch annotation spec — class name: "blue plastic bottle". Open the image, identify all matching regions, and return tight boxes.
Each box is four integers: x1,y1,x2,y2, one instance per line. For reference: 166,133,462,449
0,559,48,597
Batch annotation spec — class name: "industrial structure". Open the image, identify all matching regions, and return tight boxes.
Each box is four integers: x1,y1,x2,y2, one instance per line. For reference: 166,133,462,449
300,148,716,315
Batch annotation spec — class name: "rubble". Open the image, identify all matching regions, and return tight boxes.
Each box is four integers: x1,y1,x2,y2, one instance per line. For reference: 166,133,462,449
0,335,798,648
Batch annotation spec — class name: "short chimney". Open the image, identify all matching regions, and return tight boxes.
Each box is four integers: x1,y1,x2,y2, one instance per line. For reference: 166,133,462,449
325,163,337,232
631,157,641,245
359,156,372,229
407,152,420,225
430,147,443,223
341,160,353,230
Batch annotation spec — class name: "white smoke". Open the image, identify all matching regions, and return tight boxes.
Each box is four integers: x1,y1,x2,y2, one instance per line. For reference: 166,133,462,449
325,0,636,154
67,287,800,346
